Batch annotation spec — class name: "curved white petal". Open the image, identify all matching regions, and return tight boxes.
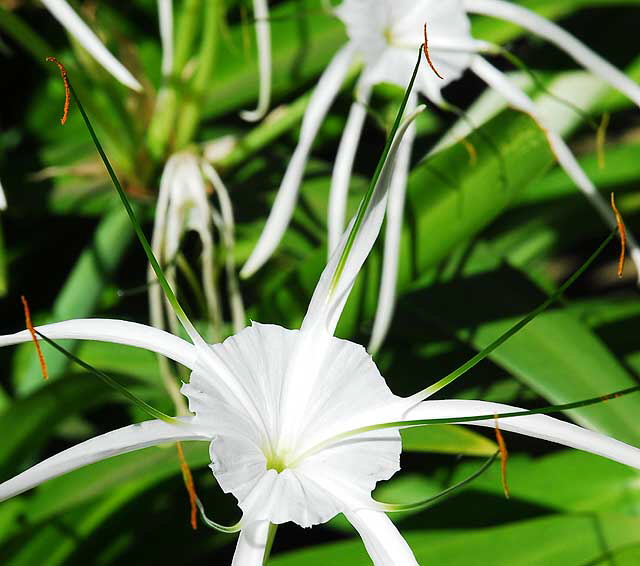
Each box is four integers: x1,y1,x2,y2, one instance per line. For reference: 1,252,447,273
0,176,6,210
369,93,417,354
231,520,270,566
202,162,246,332
158,0,173,76
464,0,640,106
405,400,640,469
240,45,356,278
344,508,418,566
471,56,640,282
0,319,197,369
0,418,210,501
328,81,372,255
302,104,426,337
241,0,272,122
41,0,142,91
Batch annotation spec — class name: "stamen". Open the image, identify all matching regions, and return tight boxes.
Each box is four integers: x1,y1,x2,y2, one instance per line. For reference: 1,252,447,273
596,113,610,170
45,56,71,125
20,296,48,380
494,416,510,499
423,23,444,80
611,192,626,278
461,137,478,166
176,441,198,530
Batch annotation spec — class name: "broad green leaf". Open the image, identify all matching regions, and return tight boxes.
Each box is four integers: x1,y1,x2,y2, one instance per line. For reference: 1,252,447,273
13,205,134,395
271,514,640,565
401,424,497,456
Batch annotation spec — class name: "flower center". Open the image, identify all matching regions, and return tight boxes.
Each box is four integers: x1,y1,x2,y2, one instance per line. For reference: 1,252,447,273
383,26,394,45
266,452,287,473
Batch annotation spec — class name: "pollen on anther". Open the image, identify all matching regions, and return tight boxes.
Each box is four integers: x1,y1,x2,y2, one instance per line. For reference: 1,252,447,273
46,56,71,125
494,416,510,499
423,23,444,80
610,192,626,278
176,442,198,530
20,295,48,380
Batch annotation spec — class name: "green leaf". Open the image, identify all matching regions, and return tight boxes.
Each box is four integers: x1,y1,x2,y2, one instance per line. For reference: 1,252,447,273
271,514,640,565
13,205,134,395
401,424,497,456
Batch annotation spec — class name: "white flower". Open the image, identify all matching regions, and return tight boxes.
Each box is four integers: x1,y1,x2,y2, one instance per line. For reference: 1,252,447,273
241,0,640,354
1,104,640,565
150,151,245,408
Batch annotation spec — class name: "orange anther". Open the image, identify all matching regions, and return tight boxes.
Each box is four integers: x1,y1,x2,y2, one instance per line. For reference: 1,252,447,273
494,416,510,499
20,295,48,380
176,441,198,530
423,23,444,80
46,56,70,125
610,192,626,278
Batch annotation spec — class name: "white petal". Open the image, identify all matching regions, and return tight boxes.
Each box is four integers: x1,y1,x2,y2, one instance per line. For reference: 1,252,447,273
344,508,418,566
0,418,210,502
464,0,640,106
328,81,372,255
471,57,640,282
369,92,417,354
301,104,425,337
202,162,246,332
231,521,270,566
405,399,640,469
0,318,197,369
41,0,142,91
0,176,6,210
240,45,356,278
158,0,173,76
240,0,272,122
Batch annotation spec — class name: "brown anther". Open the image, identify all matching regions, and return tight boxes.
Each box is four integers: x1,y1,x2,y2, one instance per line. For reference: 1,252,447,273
176,442,198,530
20,296,48,380
45,56,70,125
461,137,478,166
494,416,510,499
596,113,610,170
423,23,444,80
610,192,626,278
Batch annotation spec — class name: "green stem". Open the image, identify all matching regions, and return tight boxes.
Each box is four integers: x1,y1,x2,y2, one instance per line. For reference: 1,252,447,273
174,0,222,149
263,523,278,565
147,0,203,158
417,230,615,399
329,46,423,292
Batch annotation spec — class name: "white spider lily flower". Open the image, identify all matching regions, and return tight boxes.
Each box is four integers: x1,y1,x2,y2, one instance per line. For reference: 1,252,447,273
240,0,273,122
242,0,640,354
41,0,142,91
0,177,6,210
149,151,245,409
2,109,640,565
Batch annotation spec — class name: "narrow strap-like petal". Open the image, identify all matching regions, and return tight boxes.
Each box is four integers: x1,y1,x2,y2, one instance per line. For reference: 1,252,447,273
301,105,425,337
405,400,640,469
41,0,142,91
344,508,418,566
241,44,356,278
241,0,272,122
0,176,6,210
0,318,197,369
471,56,640,282
464,0,640,106
369,93,417,354
231,520,271,566
328,81,372,255
0,418,210,502
158,0,173,76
